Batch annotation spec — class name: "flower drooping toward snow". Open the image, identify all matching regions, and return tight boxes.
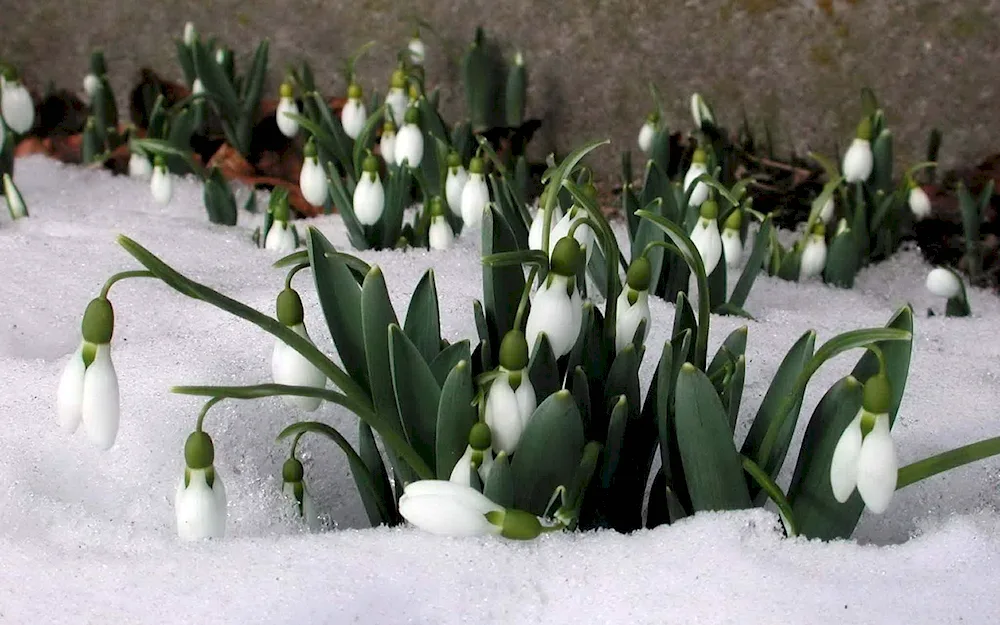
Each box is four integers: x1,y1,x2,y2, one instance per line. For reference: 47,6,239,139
637,112,658,154
528,189,564,254
683,148,710,208
461,156,490,228
819,196,835,224
428,197,455,250
399,480,550,539
830,372,898,514
689,199,723,276
353,153,385,226
282,455,320,530
842,118,874,183
150,155,172,205
394,106,424,168
128,152,152,179
799,223,828,281
300,138,329,208
690,93,715,129
525,237,585,359
908,178,932,221
444,151,469,217
449,422,496,485
340,83,367,140
379,120,397,166
271,287,327,411
549,184,597,264
385,69,408,127
615,257,653,354
407,31,426,66
484,331,537,455
264,190,297,253
721,208,743,269
275,83,300,139
926,266,962,299
176,428,227,540
56,296,120,450
0,73,35,134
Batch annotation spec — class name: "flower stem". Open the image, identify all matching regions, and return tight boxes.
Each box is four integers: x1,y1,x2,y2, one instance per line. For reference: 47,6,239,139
100,270,157,299
195,396,224,432
896,435,1000,490
284,262,311,290
512,266,538,331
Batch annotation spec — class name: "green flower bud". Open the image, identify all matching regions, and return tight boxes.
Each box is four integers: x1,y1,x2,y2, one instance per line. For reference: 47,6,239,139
583,180,598,200
469,157,485,175
270,189,291,223
626,256,652,291
862,373,892,415
382,120,396,134
363,153,379,174
550,237,584,276
499,330,529,371
403,106,420,125
429,196,446,217
153,154,166,168
646,111,660,124
724,209,742,231
184,431,215,470
691,148,708,164
699,200,719,220
408,84,420,100
856,117,873,141
811,222,826,237
469,421,492,451
279,83,294,99
276,288,304,326
303,138,317,159
390,69,406,89
485,509,544,540
347,83,363,100
447,151,462,168
282,457,305,483
81,297,114,344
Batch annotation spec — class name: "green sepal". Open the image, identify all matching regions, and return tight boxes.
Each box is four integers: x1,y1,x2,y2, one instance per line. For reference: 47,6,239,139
276,288,304,326
184,430,215,470
81,297,114,344
282,457,305,483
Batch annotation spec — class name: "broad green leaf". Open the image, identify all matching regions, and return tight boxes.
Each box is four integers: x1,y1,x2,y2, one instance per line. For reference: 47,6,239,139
484,452,514,508
707,325,748,378
239,40,269,117
482,206,525,349
823,229,859,289
527,334,561,403
434,360,477,479
430,340,471,387
568,365,592,433
389,325,442,469
404,269,441,364
725,355,746,430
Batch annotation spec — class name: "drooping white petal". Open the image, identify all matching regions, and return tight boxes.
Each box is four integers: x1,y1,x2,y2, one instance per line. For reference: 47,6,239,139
56,346,86,433
380,132,396,166
690,217,722,276
683,163,709,207
855,414,898,514
486,375,526,455
460,173,490,228
1,82,35,134
925,267,962,299
283,480,321,530
176,468,227,540
385,88,408,127
265,221,297,253
448,445,494,486
722,228,743,269
819,197,835,224
513,377,537,431
276,97,300,138
398,480,503,537
525,275,582,359
842,138,873,183
352,173,385,226
341,99,367,140
428,216,454,250
549,208,594,263
271,324,326,411
300,158,329,207
909,186,931,220
83,74,100,100
128,153,152,179
394,123,424,168
80,344,120,450
150,167,172,205
829,410,864,503
445,166,469,217
528,204,563,253
637,122,655,154
408,38,426,65
799,236,828,280
615,289,652,354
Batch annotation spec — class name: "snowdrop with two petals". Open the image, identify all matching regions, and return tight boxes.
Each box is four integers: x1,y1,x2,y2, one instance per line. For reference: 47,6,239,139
175,428,227,540
525,237,585,359
300,139,329,207
340,83,367,140
353,154,385,225
150,156,173,205
461,156,490,228
276,83,300,138
449,422,495,485
394,106,424,168
385,69,408,127
721,208,743,269
282,455,321,530
427,197,455,250
444,152,469,217
799,224,828,281
484,331,537,455
689,199,723,276
842,118,874,183
615,257,653,354
683,148,710,208
379,121,397,166
264,191,297,253
399,480,550,539
271,287,327,411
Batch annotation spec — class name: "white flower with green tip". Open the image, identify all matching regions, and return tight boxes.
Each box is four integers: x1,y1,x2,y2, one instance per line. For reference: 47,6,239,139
399,480,550,539
690,93,715,129
683,148,710,207
385,69,408,127
525,237,585,359
271,287,326,411
428,197,454,250
799,224,828,280
842,118,874,183
128,152,152,179
150,156,172,205
394,106,424,168
444,152,469,217
449,422,496,485
637,112,658,154
0,74,34,134
299,139,328,207
379,120,397,166
615,257,653,354
265,191,297,253
183,22,197,46
460,156,490,228
276,83,300,139
908,179,932,221
352,154,385,225
175,430,227,540
689,199,722,276
484,331,537,455
407,31,426,66
282,456,320,530
721,209,743,269
340,83,366,140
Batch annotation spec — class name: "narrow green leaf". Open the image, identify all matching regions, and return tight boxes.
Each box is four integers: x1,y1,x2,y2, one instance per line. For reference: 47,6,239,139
823,229,860,289
484,452,514,508
600,396,629,489
359,421,398,525
389,325,442,469
728,216,772,308
725,355,746,430
527,334,561,403
430,340,471,387
434,360,477,479
897,436,1000,491
482,206,525,349
707,326,748,378
742,455,796,536
404,269,442,364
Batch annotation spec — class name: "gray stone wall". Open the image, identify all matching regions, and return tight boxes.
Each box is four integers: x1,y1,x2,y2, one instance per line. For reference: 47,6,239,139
1,0,997,182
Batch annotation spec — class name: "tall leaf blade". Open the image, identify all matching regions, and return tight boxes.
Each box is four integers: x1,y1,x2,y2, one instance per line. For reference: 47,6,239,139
389,325,442,469
404,269,442,364
482,206,525,349
434,360,477,479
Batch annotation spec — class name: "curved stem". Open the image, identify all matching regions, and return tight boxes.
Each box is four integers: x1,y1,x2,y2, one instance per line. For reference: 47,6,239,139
195,396,224,433
513,266,539,331
284,262,311,290
864,343,887,375
100,270,157,299
289,430,306,457
741,455,797,537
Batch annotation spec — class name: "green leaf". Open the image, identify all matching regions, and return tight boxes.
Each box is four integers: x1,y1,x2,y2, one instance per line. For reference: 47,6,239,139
823,229,860,289
707,326,748,379
568,366,592,434
434,360,477,479
482,206,525,350
404,269,441,364
202,167,238,226
897,436,1000,491
674,363,751,511
430,340,471,387
510,390,586,515
729,216,772,308
389,325,442,469
352,106,386,179
380,166,412,249
322,161,368,250
600,395,629,489
239,40,269,118
527,334,561,402
741,455,796,536
358,421,398,525
191,39,239,120
484,452,514,508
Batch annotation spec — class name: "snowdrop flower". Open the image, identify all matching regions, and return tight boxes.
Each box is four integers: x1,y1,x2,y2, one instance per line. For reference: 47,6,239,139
265,190,297,253
449,422,495,485
340,82,367,140
428,197,455,250
176,429,227,540
353,153,385,225
183,22,197,46
300,139,329,207
215,48,226,66
721,208,743,269
637,112,658,154
399,480,551,539
689,199,723,276
150,156,173,205
128,152,152,179
830,373,898,514
2,173,28,219
394,106,424,168
272,287,327,410
528,189,564,254
908,179,932,221
379,120,397,166
461,156,490,228
282,455,320,530
385,69,408,127
408,31,426,66
799,223,828,281
842,118,874,183
484,331,537,455
0,74,35,134
444,151,469,217
615,257,652,354
925,267,962,299
818,196,835,224
525,237,585,358
192,78,205,96
83,73,100,100
683,148,710,207
276,83,300,138
56,297,120,450
690,93,715,129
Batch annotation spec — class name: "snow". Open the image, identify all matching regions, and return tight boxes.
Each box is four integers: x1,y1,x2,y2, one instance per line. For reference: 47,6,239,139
1,155,999,624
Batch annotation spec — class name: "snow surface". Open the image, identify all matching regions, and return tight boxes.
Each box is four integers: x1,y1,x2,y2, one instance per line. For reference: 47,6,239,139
1,156,999,624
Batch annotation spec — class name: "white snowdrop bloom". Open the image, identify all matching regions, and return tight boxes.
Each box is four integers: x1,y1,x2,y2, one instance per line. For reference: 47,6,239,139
819,196,835,224
842,119,874,183
689,200,723,276
637,112,658,154
265,221,296,253
550,205,595,264
525,237,585,359
830,374,898,514
528,196,563,254
427,197,454,250
444,152,469,217
461,157,490,228
721,209,743,269
449,445,495,486
385,69,408,126
150,157,172,205
275,83,300,138
0,78,35,134
399,480,504,537
83,73,100,100
282,457,321,530
690,93,715,129
394,106,424,168
340,83,367,140
353,155,385,225
799,225,828,281
176,429,227,541
484,330,536,455
272,288,327,411
926,267,962,299
379,121,397,166
408,34,426,66
215,48,226,65
128,152,152,179
683,149,710,207
615,257,653,354
183,22,197,46
908,184,932,221
299,140,329,207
